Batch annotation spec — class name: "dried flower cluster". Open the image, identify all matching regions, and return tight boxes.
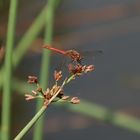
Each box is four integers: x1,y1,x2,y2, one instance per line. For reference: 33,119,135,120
68,64,95,76
25,45,95,107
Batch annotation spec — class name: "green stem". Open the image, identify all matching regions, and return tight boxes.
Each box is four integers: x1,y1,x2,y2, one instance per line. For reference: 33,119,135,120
33,0,56,140
14,79,66,140
12,6,47,67
0,5,48,89
1,0,18,140
67,100,140,134
0,0,63,91
12,79,140,134
14,106,47,140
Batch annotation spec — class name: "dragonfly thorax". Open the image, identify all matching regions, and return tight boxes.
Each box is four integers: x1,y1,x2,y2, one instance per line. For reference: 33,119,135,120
65,50,82,63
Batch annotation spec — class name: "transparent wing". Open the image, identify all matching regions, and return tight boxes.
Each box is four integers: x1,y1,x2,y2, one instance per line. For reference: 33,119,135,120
80,50,103,58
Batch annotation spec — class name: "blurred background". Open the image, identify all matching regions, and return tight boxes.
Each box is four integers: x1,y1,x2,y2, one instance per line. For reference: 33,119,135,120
0,0,140,139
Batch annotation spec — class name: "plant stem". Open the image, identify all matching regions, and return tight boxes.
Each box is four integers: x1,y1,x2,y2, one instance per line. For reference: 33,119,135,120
1,0,18,140
12,6,47,67
33,0,57,139
14,106,47,140
67,100,140,134
0,0,63,92
0,5,48,89
12,79,140,134
14,79,66,140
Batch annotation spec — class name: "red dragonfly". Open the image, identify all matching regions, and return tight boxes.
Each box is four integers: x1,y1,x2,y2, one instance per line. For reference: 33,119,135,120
43,44,102,64
43,44,82,63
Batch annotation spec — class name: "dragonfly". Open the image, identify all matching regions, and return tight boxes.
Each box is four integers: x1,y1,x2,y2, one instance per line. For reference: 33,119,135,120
43,44,103,65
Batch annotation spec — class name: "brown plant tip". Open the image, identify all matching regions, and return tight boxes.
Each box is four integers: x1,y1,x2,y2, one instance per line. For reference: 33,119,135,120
36,87,42,92
61,96,70,100
44,88,52,100
44,88,50,96
54,70,62,81
44,99,49,106
31,90,37,95
68,64,94,76
25,94,35,100
68,64,83,75
84,65,95,73
28,76,38,84
51,85,63,96
70,97,80,104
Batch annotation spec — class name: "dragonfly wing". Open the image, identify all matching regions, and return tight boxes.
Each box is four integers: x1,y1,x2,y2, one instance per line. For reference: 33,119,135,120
55,56,68,71
80,50,103,57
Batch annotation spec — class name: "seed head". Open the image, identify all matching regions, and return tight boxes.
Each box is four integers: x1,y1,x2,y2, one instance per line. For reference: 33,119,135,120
25,94,35,100
61,96,70,100
28,76,38,84
84,65,95,73
70,97,80,104
68,64,83,75
54,70,62,81
31,90,37,95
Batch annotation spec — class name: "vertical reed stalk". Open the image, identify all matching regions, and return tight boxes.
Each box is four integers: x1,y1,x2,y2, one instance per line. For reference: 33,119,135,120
0,5,47,88
14,106,47,140
1,0,18,140
33,0,56,139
